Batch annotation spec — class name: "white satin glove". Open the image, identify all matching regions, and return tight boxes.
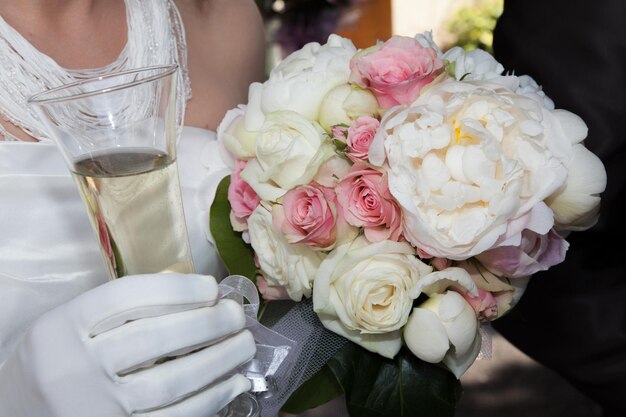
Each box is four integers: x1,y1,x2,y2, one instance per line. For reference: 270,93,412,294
0,273,256,417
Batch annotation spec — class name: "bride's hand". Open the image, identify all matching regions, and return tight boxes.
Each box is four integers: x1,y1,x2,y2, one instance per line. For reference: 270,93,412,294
0,273,256,417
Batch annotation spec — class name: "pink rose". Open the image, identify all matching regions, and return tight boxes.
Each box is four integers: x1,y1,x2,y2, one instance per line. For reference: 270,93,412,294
416,248,433,259
349,36,444,108
331,125,349,143
272,183,341,250
476,229,569,278
347,116,380,161
257,275,291,301
459,289,498,321
336,162,402,242
415,249,451,270
228,160,261,231
431,257,452,271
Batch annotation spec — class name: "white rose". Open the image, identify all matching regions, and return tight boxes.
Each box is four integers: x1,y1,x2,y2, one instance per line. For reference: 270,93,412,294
313,236,433,359
375,78,569,260
240,111,336,201
403,267,481,378
217,105,257,161
244,82,265,131
318,84,379,132
244,34,357,131
248,205,324,301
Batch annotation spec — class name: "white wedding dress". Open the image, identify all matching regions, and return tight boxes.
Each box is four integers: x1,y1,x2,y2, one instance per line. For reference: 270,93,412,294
0,0,229,365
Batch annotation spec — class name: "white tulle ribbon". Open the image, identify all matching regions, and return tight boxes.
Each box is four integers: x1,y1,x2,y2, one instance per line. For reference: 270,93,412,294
218,275,299,417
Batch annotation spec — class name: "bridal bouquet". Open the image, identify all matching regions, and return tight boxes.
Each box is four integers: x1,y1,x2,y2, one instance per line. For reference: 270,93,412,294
212,32,606,416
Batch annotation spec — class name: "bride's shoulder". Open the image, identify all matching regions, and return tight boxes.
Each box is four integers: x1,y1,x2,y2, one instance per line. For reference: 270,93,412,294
174,0,265,72
174,0,266,130
175,0,265,53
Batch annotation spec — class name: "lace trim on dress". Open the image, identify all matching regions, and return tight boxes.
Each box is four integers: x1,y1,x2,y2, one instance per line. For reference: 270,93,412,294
0,0,191,142
166,0,192,102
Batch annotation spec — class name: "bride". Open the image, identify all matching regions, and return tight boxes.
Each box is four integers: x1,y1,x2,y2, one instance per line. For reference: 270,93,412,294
0,1,266,416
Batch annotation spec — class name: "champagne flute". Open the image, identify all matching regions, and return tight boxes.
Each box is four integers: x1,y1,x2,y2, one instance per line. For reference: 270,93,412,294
28,65,194,279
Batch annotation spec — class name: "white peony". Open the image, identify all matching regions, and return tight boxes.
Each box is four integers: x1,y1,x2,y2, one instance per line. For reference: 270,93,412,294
539,109,607,230
371,78,569,260
515,75,555,110
443,47,555,109
244,34,357,131
240,110,335,201
247,205,324,301
313,236,432,358
442,46,505,82
403,267,481,378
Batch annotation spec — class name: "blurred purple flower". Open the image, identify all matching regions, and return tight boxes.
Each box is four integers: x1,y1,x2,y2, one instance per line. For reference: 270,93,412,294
260,0,365,56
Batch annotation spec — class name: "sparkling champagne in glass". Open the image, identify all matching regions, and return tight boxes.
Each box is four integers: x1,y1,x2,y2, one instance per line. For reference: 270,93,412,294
28,65,194,279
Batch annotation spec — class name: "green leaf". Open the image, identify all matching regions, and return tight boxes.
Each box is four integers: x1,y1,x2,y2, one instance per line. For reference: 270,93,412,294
209,176,257,281
281,364,344,414
333,139,349,152
327,343,462,417
443,60,457,78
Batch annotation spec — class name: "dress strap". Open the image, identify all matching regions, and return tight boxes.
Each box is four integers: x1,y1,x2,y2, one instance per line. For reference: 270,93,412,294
166,0,192,101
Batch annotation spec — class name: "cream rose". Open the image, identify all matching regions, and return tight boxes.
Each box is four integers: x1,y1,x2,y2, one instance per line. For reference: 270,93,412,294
313,236,432,358
371,78,569,260
248,205,324,301
318,84,380,132
217,105,257,161
244,34,357,131
240,111,335,201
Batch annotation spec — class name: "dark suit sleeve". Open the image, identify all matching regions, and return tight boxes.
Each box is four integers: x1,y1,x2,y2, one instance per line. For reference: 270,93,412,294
491,1,626,415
